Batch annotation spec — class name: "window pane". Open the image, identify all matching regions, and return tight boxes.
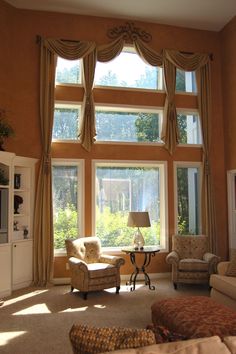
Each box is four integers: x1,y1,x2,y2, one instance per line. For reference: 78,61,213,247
95,49,162,90
177,167,200,235
95,165,160,247
176,69,196,93
56,57,81,84
96,109,161,143
177,113,202,144
52,165,79,250
53,105,80,140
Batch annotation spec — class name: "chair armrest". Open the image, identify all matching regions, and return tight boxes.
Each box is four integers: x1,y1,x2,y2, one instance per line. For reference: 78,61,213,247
166,251,180,265
203,253,220,264
100,254,125,267
68,257,88,272
217,261,230,275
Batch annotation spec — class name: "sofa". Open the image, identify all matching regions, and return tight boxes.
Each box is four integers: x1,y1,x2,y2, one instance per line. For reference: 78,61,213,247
69,324,236,354
210,261,236,311
104,336,236,353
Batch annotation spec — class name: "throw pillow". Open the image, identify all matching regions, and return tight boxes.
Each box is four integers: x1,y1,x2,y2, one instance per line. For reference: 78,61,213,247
69,324,156,354
226,256,236,277
147,324,188,343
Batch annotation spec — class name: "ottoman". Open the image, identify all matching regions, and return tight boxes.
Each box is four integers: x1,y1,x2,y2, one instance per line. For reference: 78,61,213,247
151,296,236,339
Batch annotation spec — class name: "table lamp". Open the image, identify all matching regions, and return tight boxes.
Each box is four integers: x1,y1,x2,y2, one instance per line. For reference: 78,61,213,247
127,211,151,249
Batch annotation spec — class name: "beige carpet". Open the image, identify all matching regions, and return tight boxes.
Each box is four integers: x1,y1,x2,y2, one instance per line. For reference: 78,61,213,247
0,278,210,354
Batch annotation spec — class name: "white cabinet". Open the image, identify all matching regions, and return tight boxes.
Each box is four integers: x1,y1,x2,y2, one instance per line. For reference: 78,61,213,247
12,240,33,290
0,151,37,297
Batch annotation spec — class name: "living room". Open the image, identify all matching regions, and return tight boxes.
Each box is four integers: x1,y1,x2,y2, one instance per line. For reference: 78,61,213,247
0,0,236,353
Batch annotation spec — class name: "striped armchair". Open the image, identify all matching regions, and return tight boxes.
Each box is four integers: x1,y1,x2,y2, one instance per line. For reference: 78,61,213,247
65,236,125,299
166,235,220,289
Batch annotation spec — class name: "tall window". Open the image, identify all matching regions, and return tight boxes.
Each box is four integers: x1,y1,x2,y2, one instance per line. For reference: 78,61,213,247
52,103,81,141
55,57,81,85
174,162,202,235
93,161,167,250
176,69,196,93
95,106,162,143
52,160,84,252
95,46,163,90
177,112,202,145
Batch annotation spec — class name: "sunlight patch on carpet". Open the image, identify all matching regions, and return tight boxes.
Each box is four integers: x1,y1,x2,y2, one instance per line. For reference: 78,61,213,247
13,303,51,315
59,306,88,313
3,289,48,307
0,331,26,346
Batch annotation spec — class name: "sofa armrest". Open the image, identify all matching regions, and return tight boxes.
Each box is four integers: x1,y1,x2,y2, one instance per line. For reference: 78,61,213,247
166,251,180,265
203,253,220,273
217,261,230,275
100,254,125,268
68,257,88,272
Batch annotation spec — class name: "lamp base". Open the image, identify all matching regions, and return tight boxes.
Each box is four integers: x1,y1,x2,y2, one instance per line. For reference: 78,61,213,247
133,228,145,250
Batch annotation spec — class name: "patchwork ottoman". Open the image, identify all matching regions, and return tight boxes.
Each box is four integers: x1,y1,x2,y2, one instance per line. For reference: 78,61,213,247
151,296,236,339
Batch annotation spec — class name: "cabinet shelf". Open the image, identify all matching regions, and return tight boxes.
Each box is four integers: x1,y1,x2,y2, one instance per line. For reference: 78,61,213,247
0,184,9,189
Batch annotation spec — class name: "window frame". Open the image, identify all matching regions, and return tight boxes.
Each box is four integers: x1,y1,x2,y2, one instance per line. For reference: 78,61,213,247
176,109,202,147
92,159,168,253
94,103,164,146
94,45,163,92
52,101,82,143
173,161,202,236
55,57,83,86
52,158,85,256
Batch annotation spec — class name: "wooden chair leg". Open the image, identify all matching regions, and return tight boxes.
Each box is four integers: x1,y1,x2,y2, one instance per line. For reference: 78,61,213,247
83,292,88,300
116,286,120,294
71,286,74,292
173,282,177,290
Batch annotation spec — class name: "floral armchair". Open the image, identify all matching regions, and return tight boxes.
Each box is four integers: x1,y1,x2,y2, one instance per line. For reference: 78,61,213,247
65,236,125,299
166,235,220,289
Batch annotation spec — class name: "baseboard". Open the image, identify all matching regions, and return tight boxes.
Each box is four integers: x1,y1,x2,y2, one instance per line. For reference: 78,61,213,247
53,272,171,285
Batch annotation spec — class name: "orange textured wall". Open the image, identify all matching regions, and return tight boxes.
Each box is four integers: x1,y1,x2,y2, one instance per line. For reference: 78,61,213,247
221,17,236,171
0,0,229,278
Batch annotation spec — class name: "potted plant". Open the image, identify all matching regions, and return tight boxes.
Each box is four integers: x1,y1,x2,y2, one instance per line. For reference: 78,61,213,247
0,109,14,151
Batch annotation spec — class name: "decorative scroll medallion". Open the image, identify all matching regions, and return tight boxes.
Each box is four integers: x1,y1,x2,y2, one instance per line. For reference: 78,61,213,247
107,22,152,43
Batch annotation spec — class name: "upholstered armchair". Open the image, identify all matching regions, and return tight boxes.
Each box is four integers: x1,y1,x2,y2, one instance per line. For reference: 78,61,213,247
166,235,220,289
65,236,125,299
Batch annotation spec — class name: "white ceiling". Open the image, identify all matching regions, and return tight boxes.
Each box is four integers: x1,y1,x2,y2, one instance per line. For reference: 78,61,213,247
5,0,236,31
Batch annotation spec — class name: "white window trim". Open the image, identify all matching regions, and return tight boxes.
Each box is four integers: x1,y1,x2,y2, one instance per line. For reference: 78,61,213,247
92,159,168,252
176,108,202,146
95,104,163,145
52,158,85,256
94,44,163,91
173,161,202,236
52,101,82,143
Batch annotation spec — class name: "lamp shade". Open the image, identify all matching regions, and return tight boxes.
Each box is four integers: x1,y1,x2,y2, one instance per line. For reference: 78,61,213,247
127,211,151,228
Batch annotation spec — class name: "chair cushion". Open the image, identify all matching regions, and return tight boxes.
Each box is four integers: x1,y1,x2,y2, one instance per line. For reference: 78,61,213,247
179,259,209,272
88,263,118,278
225,256,236,277
69,324,156,354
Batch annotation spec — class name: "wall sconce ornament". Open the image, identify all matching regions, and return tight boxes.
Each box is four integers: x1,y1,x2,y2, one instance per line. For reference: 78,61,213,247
107,22,152,43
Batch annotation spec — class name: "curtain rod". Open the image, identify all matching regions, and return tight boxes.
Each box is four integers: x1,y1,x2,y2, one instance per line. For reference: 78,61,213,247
181,50,213,61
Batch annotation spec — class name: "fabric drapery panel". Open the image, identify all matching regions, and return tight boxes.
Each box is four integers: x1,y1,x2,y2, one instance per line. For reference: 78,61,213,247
34,37,96,285
43,38,95,59
161,52,178,154
196,64,217,254
33,41,56,286
133,38,162,67
80,49,97,151
97,37,124,62
164,49,209,71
